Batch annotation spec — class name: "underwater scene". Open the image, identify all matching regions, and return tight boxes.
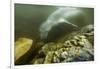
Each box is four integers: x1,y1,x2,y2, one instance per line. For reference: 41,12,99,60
15,4,94,65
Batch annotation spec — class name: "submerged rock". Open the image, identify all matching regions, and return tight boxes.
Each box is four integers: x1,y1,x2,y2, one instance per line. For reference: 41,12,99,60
80,24,94,45
30,24,94,64
30,57,44,64
39,42,63,55
53,35,93,62
15,37,33,65
44,51,54,64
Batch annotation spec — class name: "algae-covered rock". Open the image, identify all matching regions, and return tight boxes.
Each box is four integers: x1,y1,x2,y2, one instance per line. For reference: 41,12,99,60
30,57,44,64
44,51,54,64
15,37,33,65
51,35,93,63
38,42,63,55
28,24,94,64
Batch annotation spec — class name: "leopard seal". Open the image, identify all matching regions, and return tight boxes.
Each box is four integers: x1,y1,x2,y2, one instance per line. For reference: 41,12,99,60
39,7,87,41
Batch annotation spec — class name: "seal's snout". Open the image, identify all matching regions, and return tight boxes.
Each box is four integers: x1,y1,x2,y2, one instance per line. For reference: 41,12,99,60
40,31,48,40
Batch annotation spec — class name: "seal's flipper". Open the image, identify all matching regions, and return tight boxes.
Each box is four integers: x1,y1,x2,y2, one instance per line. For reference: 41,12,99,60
65,20,78,28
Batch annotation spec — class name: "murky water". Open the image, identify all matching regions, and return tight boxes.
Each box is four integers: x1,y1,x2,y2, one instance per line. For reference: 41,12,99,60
15,4,94,42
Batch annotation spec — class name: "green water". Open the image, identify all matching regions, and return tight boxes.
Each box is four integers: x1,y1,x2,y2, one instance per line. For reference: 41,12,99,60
15,4,94,41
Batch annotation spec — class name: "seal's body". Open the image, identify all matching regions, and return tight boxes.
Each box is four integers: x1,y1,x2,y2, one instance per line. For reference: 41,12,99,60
39,7,87,41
